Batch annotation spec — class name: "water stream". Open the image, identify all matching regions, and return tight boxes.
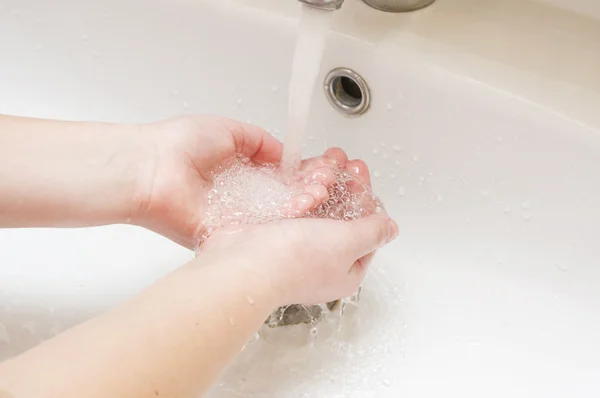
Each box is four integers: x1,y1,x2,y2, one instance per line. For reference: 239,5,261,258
280,5,333,174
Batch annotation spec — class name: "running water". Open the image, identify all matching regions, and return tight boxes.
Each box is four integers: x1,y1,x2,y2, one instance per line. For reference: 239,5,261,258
280,5,333,174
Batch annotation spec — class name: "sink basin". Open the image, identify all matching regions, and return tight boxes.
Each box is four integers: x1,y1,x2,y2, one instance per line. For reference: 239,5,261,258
2,0,600,396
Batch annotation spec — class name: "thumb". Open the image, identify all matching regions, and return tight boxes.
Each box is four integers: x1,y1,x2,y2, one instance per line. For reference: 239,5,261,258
342,215,398,259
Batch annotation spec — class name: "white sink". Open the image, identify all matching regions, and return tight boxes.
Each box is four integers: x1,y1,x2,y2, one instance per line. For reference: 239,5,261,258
2,0,600,396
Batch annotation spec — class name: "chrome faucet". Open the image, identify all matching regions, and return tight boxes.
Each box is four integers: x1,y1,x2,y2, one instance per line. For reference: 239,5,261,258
298,0,436,12
298,0,344,11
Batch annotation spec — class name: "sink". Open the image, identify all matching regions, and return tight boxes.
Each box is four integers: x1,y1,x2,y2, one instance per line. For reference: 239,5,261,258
2,0,600,396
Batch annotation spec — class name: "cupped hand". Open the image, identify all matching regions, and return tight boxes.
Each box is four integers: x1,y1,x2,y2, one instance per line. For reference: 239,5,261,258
200,215,398,307
198,148,398,306
132,115,283,248
132,115,375,249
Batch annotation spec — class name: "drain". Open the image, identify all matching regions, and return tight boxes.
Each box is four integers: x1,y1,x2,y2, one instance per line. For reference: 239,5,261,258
324,68,370,117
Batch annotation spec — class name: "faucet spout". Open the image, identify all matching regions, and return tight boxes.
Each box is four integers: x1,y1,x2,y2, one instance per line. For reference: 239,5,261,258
298,0,344,11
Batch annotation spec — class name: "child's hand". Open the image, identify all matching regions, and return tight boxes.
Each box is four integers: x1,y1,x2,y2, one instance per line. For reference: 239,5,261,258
132,115,373,249
200,215,398,306
132,115,283,248
198,150,397,306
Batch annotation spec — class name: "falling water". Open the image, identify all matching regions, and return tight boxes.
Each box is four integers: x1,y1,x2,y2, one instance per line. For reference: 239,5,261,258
280,5,333,174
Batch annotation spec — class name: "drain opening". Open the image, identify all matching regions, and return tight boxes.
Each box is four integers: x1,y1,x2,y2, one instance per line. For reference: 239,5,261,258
325,68,370,117
338,76,362,106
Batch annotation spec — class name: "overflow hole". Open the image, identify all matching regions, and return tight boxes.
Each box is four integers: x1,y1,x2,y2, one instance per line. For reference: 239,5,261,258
325,68,370,117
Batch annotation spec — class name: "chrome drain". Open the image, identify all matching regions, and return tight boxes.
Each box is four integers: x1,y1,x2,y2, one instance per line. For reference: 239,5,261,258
324,67,370,117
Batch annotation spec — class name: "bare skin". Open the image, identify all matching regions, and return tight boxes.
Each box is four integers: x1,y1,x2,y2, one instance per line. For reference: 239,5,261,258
0,114,398,398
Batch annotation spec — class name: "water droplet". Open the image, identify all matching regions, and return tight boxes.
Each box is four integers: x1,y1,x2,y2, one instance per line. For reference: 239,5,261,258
310,327,318,336
459,176,468,185
374,171,381,178
182,100,189,108
308,135,316,140
398,187,406,197
0,324,10,344
235,98,243,105
390,173,396,179
273,128,280,134
81,34,90,41
556,263,569,272
383,153,389,160
246,295,255,305
380,142,386,148
77,284,84,290
522,212,532,222
271,85,280,92
521,201,531,209
419,176,425,182
249,332,260,344
394,160,400,166
173,90,179,96
412,154,419,162
373,148,379,155
386,103,393,111
504,206,511,214
383,379,392,387
392,144,402,152
247,119,252,124
23,322,35,335
228,317,236,326
35,44,43,51
480,189,490,199
497,136,503,141
11,9,19,16
437,194,443,202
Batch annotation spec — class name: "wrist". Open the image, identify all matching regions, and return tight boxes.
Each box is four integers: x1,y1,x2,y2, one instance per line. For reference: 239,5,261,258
191,251,283,310
89,122,155,226
126,122,160,226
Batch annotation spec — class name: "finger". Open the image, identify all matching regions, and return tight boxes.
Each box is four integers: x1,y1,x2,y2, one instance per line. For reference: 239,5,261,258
345,159,381,215
305,183,329,204
299,155,337,173
354,252,376,273
342,215,399,259
302,167,336,187
284,193,316,215
346,159,372,189
225,119,284,164
346,252,376,286
324,147,349,169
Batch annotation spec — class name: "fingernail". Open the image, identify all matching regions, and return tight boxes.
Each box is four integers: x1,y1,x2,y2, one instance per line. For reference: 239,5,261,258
386,219,399,243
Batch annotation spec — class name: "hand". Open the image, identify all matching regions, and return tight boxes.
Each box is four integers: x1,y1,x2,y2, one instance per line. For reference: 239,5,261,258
200,215,398,306
198,153,398,306
132,115,284,248
132,115,375,249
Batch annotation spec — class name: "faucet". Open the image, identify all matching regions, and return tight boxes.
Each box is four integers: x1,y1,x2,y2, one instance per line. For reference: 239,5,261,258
298,0,436,12
298,0,344,11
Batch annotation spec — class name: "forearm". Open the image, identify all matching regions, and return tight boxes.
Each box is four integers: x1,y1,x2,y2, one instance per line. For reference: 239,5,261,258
0,115,148,227
0,253,276,398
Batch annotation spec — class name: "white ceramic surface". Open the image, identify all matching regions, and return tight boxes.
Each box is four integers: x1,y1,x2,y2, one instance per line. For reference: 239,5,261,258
1,0,600,396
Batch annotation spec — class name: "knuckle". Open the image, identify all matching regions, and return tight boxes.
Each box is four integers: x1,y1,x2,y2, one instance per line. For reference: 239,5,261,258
373,219,388,243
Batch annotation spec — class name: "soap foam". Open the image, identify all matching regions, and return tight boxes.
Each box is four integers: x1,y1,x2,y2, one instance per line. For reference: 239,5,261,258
198,155,386,326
